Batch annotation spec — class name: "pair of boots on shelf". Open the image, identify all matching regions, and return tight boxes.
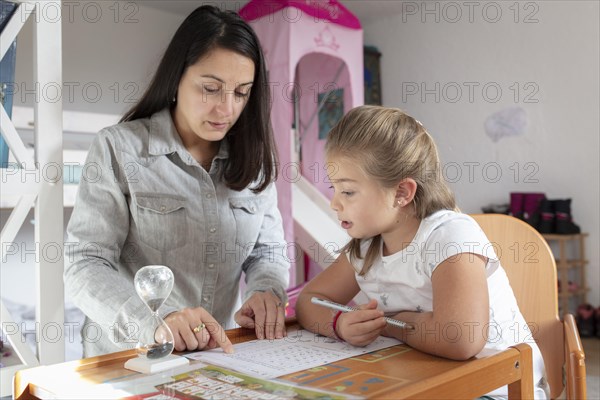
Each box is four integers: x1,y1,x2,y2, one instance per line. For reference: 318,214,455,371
538,198,581,234
509,192,581,234
576,303,600,338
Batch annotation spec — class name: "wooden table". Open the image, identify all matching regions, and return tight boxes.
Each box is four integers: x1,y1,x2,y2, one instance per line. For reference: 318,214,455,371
14,325,534,399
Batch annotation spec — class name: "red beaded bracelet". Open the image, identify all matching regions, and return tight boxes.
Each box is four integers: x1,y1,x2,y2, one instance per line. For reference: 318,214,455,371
332,310,344,341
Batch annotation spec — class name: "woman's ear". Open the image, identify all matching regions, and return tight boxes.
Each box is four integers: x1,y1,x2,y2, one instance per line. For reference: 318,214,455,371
395,178,417,207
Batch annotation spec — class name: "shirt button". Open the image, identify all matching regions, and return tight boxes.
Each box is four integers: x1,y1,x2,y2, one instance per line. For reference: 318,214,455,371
202,296,209,302
250,206,256,212
209,227,216,233
160,205,166,212
208,263,215,269
206,193,213,199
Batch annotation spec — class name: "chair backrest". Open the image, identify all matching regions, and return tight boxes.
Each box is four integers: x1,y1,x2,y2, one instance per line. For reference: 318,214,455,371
470,214,564,399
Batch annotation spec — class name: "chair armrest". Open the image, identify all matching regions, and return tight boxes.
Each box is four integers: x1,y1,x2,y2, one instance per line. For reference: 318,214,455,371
563,313,586,400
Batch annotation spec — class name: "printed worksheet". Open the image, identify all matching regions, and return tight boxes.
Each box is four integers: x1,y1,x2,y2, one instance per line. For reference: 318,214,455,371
185,330,401,379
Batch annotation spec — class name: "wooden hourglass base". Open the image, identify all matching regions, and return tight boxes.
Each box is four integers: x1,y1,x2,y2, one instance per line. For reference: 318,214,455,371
124,353,189,374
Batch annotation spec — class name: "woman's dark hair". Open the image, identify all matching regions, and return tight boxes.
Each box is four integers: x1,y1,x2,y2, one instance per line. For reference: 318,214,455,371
121,5,276,192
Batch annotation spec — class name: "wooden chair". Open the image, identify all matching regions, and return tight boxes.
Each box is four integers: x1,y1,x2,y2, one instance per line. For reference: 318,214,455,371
471,214,586,399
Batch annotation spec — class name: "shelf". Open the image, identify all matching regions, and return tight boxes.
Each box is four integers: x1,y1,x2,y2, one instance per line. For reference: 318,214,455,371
556,259,589,269
558,288,590,298
543,233,589,315
1,147,86,209
542,233,589,241
0,184,78,209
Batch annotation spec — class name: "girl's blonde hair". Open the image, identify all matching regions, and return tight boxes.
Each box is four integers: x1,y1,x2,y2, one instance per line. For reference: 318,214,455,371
325,105,457,275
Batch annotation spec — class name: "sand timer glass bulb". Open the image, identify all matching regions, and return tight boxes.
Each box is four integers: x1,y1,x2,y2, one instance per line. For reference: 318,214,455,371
134,265,175,359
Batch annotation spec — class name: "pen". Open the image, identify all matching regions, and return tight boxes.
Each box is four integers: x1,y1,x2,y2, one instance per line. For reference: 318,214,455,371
311,297,414,330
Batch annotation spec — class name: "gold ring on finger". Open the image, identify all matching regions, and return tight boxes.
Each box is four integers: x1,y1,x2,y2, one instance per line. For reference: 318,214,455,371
193,322,205,333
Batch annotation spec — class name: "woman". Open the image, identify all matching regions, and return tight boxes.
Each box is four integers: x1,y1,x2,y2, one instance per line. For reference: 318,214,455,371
65,5,289,357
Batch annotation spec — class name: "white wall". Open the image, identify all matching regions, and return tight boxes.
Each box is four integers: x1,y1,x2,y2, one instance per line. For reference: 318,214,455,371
362,1,599,307
14,1,184,115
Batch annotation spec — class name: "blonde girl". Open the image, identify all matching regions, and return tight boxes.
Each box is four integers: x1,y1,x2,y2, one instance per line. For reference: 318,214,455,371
296,105,548,399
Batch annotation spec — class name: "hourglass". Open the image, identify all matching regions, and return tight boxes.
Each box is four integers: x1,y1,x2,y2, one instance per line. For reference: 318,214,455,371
124,265,189,373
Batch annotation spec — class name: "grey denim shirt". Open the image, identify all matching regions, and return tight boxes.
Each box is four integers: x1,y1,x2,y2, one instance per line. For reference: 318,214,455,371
65,109,290,356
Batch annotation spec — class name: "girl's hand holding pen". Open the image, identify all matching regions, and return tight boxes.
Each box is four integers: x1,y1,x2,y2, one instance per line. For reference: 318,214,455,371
335,299,387,347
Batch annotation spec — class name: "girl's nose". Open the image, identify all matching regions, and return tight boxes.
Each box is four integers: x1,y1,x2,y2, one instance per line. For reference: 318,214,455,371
330,195,340,212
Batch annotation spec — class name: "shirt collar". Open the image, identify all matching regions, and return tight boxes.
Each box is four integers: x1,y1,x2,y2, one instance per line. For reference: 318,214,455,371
148,108,229,163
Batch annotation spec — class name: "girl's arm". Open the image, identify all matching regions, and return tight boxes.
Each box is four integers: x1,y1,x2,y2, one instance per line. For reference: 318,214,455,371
385,253,489,360
296,253,387,346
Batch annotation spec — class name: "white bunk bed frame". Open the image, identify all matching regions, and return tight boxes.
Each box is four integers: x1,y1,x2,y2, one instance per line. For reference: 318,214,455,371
0,0,64,396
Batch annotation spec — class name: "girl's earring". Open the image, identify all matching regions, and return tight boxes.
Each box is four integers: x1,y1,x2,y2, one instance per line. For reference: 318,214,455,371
397,200,405,207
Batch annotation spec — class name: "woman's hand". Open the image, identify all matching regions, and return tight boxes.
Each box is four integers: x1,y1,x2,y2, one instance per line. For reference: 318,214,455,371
234,291,286,340
336,299,387,347
164,307,234,353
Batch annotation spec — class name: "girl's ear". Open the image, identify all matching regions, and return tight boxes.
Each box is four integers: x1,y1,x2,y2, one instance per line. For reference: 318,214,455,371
395,178,417,207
